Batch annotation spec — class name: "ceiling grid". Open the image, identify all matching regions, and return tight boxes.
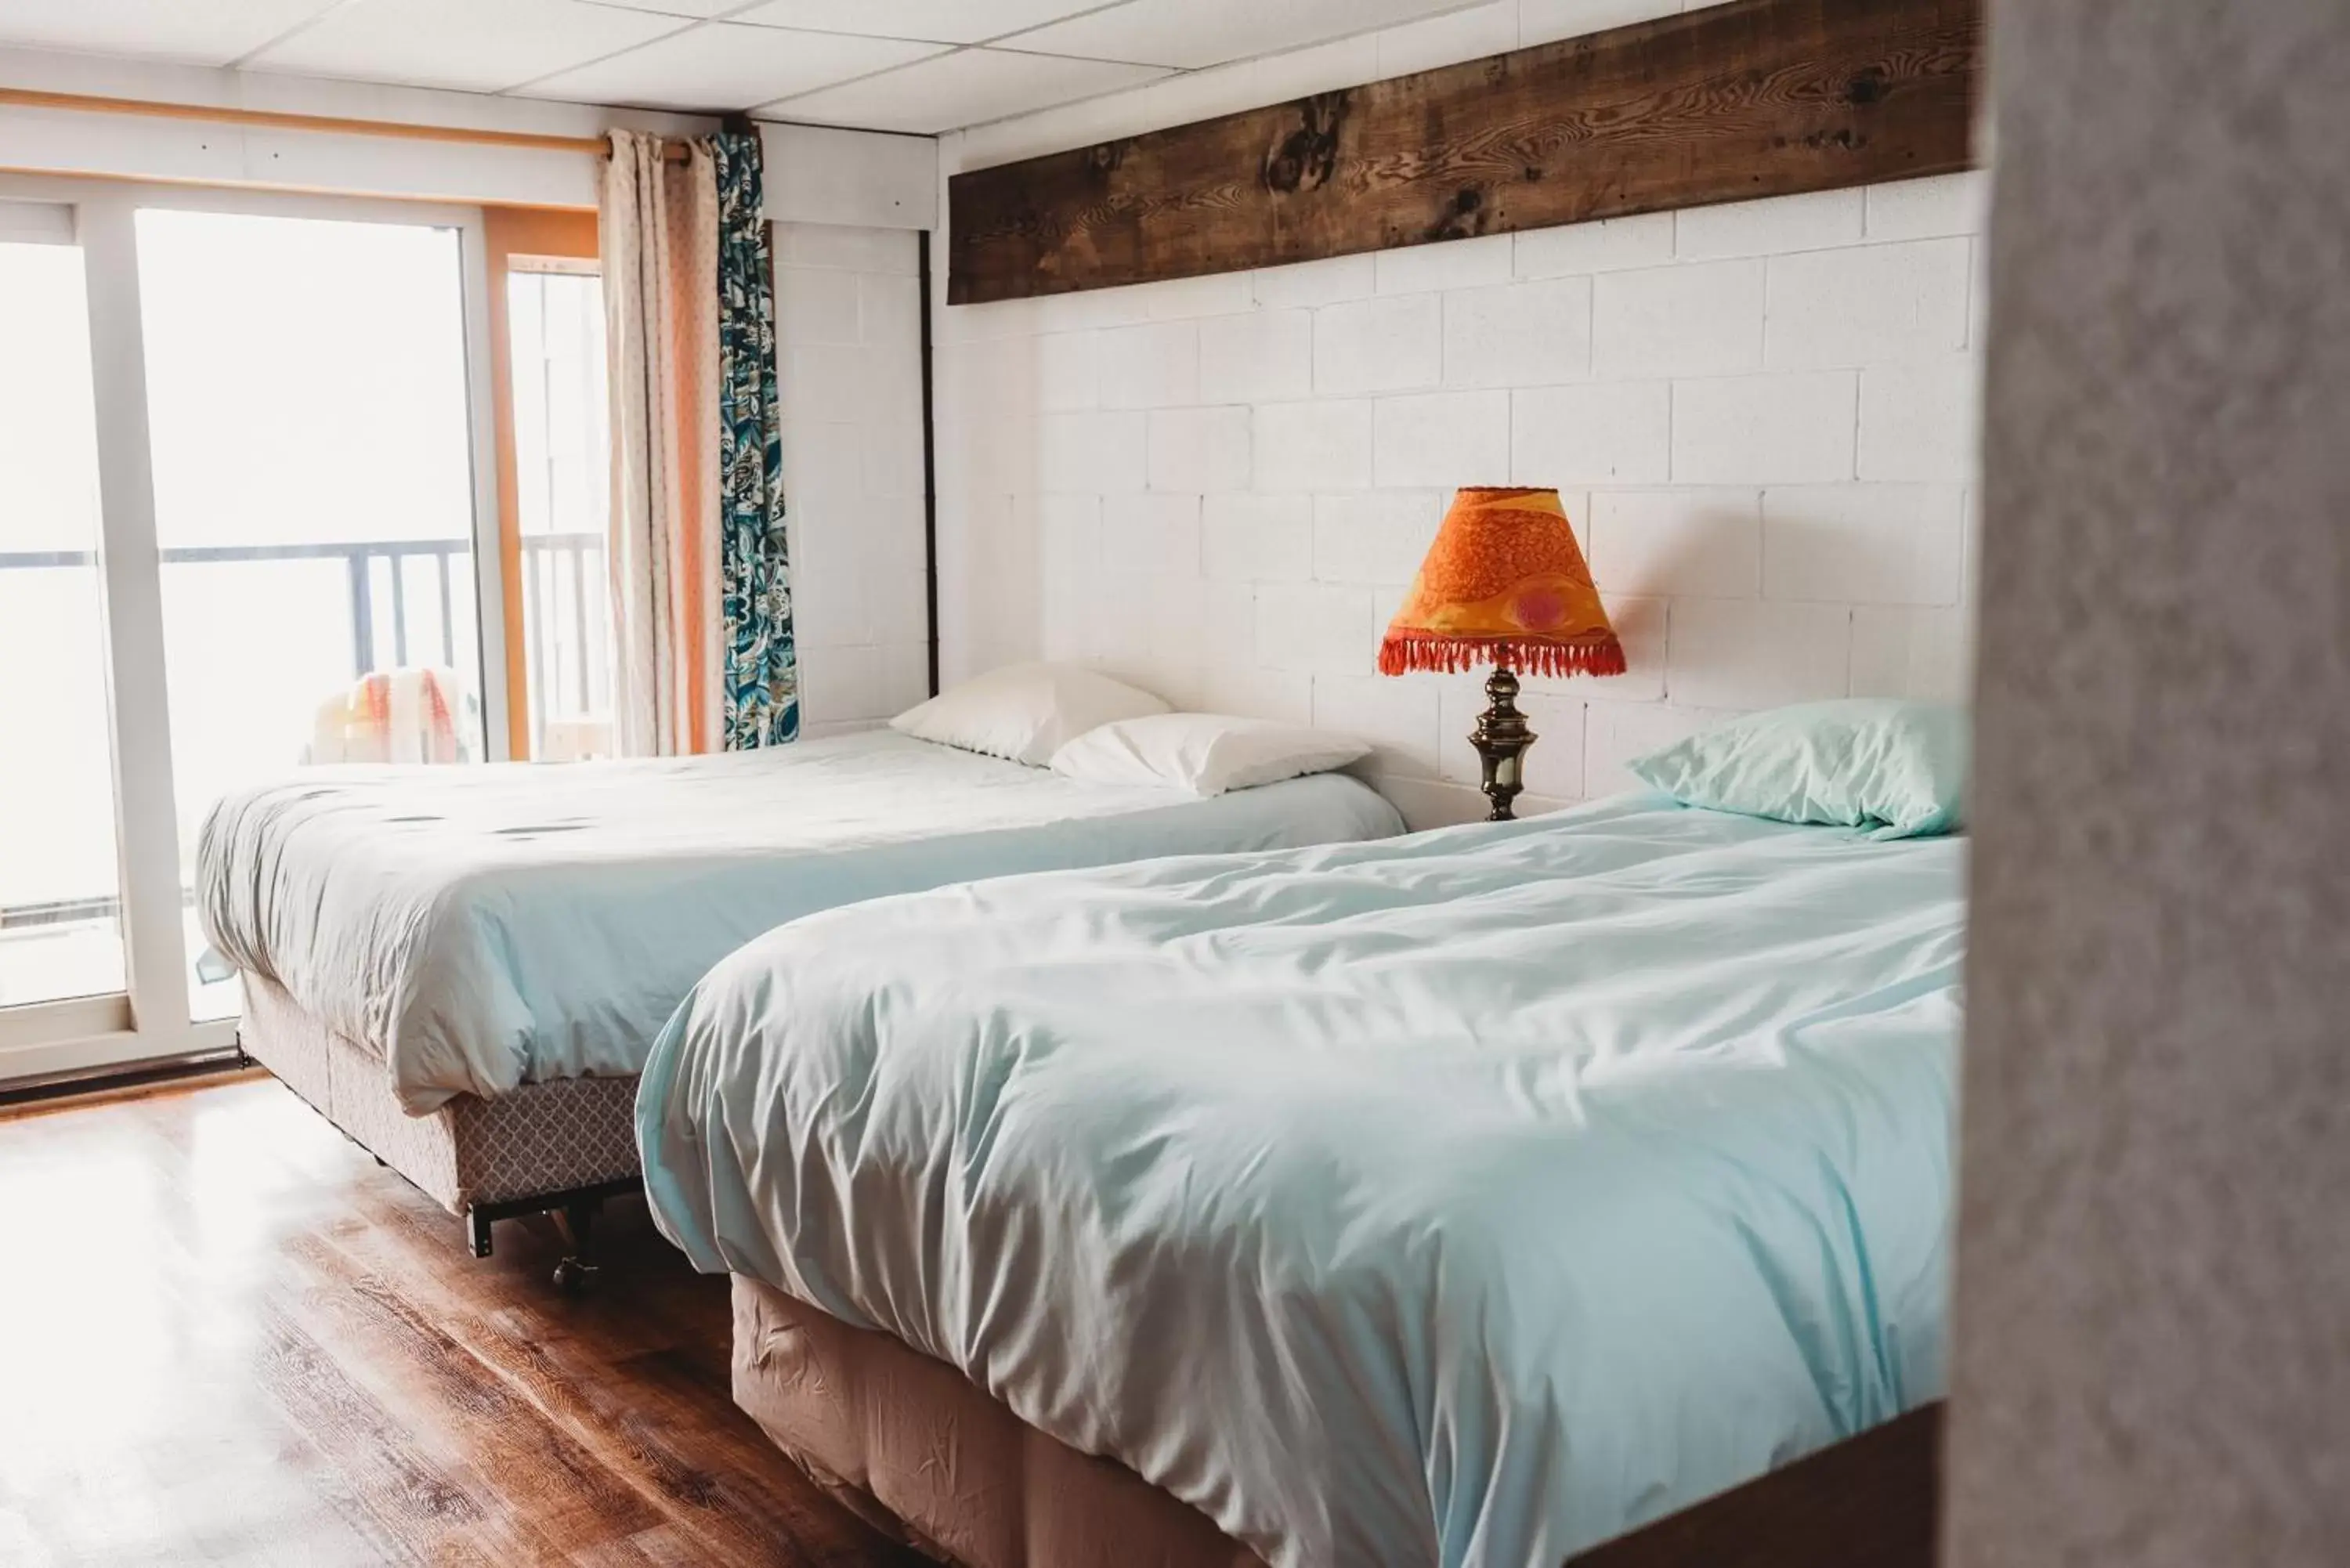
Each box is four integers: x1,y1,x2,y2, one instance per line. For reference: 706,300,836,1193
0,0,1499,135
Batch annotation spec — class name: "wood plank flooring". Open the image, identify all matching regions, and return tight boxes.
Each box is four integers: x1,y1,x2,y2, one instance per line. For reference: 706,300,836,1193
0,1071,925,1567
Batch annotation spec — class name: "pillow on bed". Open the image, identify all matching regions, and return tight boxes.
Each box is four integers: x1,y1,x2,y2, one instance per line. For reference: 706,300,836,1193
891,662,1169,766
1049,713,1371,796
1625,699,1969,838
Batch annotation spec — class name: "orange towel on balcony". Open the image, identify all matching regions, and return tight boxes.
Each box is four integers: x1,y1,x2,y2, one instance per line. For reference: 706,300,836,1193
307,667,476,765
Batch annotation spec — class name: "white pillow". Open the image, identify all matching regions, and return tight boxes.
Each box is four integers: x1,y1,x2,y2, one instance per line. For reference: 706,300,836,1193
1049,713,1371,796
890,662,1169,766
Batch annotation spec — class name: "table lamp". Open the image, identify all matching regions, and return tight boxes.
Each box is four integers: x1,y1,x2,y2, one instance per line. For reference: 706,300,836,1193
1377,486,1624,821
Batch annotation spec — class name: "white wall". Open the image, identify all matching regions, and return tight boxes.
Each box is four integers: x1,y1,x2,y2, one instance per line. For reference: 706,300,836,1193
774,222,933,735
931,2,1985,826
761,123,935,232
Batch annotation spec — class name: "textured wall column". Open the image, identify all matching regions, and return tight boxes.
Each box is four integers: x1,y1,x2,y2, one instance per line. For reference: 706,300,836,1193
1946,4,2350,1565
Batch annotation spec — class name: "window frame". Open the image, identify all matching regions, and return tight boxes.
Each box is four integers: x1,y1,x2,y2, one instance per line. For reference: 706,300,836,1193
484,206,600,761
0,172,512,1086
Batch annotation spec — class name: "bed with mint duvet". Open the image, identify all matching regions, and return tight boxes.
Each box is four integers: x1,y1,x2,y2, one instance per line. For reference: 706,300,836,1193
637,793,1965,1567
197,729,1401,1115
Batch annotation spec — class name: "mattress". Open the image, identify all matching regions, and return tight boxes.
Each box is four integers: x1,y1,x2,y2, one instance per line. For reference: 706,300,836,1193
637,795,1966,1568
197,729,1402,1114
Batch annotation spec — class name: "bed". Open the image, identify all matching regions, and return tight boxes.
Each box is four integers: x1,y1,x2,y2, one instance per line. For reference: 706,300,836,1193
198,728,1403,1275
635,793,1965,1567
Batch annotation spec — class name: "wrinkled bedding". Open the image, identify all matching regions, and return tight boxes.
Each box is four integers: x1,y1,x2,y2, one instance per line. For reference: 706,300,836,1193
638,794,1965,1567
198,729,1402,1113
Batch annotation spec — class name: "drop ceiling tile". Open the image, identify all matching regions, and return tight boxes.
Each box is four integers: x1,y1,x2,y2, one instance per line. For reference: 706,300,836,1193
572,0,743,16
520,22,948,111
763,46,1166,135
1376,0,1518,77
1002,0,1479,70
0,0,348,67
728,0,1105,45
249,0,687,93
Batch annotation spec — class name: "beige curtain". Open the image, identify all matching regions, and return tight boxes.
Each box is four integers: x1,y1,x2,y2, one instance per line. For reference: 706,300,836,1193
600,129,722,757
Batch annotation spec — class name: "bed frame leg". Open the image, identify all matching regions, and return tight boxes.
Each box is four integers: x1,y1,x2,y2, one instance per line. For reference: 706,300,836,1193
458,1177,635,1284
551,1198,602,1295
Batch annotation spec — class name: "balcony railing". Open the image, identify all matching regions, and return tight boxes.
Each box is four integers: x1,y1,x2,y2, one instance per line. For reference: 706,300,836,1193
0,529,607,739
0,530,610,953
519,530,612,741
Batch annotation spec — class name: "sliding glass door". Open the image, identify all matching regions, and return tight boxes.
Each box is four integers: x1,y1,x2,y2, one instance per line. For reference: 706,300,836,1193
0,179,508,1082
137,208,493,1020
0,218,125,1021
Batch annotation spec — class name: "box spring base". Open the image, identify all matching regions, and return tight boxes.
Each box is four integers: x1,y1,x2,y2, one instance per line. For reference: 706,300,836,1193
237,972,642,1225
731,1274,1268,1568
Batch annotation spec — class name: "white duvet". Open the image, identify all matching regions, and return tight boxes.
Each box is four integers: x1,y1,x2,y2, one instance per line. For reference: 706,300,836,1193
639,797,1965,1565
197,731,1401,1113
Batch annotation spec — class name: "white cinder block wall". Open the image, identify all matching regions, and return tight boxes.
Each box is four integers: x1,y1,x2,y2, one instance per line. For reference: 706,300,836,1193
931,0,1984,826
773,221,932,735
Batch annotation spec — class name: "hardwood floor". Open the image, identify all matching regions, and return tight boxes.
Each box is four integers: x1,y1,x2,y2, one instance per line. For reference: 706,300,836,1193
0,1071,925,1567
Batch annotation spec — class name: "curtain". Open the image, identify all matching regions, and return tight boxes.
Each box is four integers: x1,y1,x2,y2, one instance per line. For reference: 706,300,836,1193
600,129,721,757
711,131,798,747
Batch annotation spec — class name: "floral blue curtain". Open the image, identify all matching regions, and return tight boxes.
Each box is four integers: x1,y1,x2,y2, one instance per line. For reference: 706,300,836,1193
711,130,798,748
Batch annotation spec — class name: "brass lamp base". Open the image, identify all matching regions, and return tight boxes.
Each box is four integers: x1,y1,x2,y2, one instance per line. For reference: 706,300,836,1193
1469,666,1535,822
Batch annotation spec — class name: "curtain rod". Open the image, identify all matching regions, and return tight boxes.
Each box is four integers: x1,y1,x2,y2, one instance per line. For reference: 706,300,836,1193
0,87,696,161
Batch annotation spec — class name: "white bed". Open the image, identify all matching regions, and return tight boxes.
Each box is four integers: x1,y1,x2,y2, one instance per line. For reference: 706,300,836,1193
638,794,1965,1564
200,728,1401,1263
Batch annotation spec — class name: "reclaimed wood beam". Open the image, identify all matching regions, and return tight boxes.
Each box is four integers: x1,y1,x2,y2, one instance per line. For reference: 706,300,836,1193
947,0,1983,305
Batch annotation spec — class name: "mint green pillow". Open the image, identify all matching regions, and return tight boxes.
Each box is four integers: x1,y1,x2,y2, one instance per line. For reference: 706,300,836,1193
1625,700,1969,839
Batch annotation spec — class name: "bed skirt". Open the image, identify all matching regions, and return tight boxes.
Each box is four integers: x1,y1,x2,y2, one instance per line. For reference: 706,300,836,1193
237,973,642,1215
732,1276,1267,1568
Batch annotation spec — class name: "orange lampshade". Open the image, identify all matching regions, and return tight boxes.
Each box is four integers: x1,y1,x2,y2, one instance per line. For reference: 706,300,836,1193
1378,487,1625,679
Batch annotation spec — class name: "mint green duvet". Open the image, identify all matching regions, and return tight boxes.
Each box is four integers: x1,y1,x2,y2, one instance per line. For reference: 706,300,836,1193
638,795,1965,1566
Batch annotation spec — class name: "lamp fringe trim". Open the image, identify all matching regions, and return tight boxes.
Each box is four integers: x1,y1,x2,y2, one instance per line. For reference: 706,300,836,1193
1377,633,1627,679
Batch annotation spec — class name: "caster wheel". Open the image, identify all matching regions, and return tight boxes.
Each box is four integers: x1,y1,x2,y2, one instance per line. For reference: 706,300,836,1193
552,1256,600,1295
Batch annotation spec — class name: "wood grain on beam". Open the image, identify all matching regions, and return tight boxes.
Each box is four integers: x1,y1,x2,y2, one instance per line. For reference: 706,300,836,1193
947,0,1983,305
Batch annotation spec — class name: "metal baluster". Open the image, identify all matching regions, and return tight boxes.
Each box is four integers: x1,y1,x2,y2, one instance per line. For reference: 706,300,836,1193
437,548,455,667
545,542,565,725
569,537,590,718
585,536,606,714
524,542,545,750
347,552,374,678
389,550,408,667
